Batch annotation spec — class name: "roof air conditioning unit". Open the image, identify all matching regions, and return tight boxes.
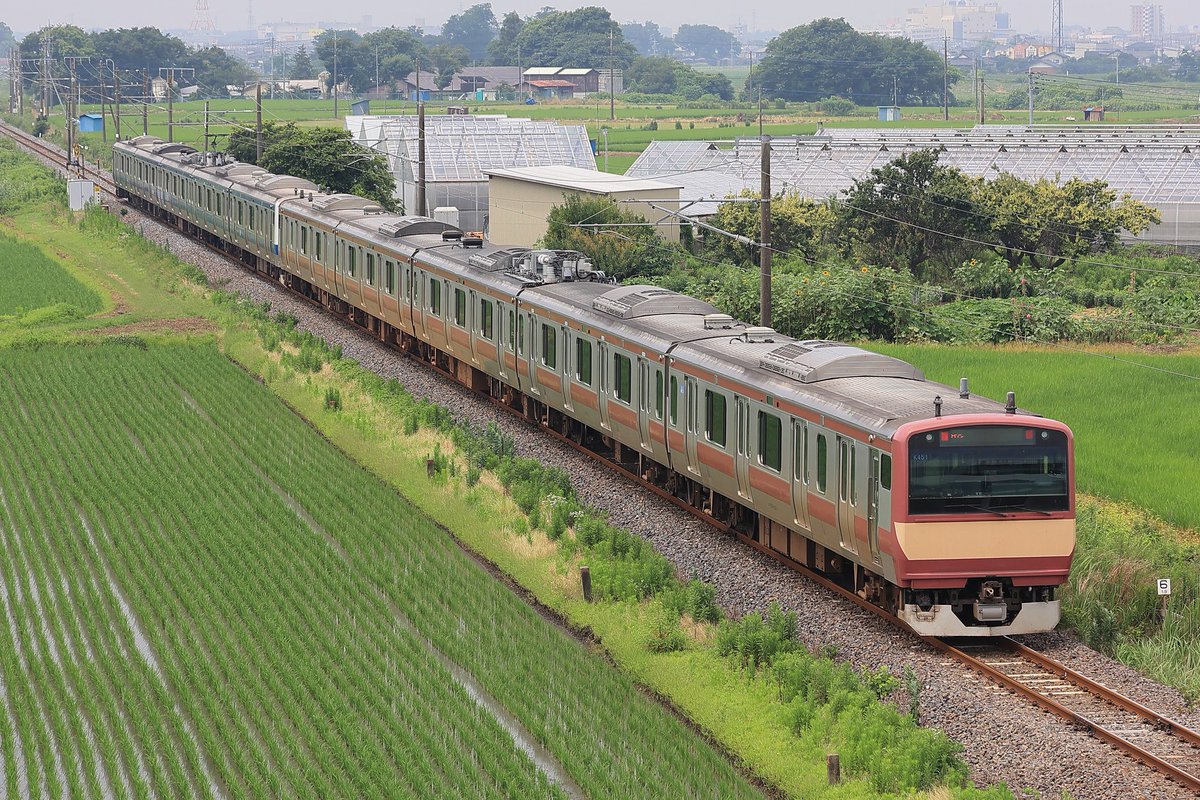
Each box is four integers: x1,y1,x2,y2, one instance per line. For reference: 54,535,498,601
703,313,735,330
743,326,777,343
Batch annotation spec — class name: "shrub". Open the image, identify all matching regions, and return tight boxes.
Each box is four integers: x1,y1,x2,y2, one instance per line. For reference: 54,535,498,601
645,609,688,653
715,603,798,674
661,579,722,624
323,386,342,410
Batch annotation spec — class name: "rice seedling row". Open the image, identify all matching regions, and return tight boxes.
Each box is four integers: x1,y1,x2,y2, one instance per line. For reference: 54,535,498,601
0,232,103,319
0,343,762,798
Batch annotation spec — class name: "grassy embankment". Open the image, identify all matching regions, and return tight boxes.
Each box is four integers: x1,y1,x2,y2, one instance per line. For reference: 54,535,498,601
872,342,1200,699
0,139,1003,797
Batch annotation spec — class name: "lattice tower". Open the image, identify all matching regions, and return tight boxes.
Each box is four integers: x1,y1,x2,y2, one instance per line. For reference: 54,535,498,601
190,0,216,33
1051,0,1064,53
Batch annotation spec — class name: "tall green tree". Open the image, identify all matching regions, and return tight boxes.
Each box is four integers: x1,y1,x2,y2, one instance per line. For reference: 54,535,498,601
20,25,94,61
513,7,636,69
621,22,669,57
361,27,426,87
542,195,681,279
837,149,982,280
441,4,498,62
184,46,254,94
313,29,364,90
753,18,949,104
290,45,315,79
486,11,524,65
673,24,737,65
0,22,18,53
973,173,1160,270
428,44,470,88
92,27,188,73
227,122,398,211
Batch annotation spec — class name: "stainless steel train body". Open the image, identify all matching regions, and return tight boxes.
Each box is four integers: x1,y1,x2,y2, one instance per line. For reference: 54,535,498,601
113,136,1076,636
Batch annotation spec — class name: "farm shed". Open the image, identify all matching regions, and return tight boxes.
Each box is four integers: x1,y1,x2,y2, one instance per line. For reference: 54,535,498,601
483,166,682,246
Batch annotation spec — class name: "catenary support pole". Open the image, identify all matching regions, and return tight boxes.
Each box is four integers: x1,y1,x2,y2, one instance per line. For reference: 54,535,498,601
759,136,772,328
256,82,263,161
416,101,426,217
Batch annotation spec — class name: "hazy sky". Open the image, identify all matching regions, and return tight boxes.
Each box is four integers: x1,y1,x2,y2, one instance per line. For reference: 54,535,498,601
7,0,1196,39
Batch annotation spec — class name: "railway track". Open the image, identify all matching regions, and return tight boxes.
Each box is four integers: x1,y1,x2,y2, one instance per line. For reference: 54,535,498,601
5,120,1200,796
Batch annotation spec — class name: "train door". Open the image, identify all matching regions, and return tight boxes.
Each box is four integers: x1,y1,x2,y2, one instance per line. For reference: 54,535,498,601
468,289,480,365
596,341,611,430
734,398,752,500
836,436,859,555
791,420,811,531
526,310,541,397
683,376,700,476
562,329,575,414
636,357,652,450
497,304,510,382
867,451,882,564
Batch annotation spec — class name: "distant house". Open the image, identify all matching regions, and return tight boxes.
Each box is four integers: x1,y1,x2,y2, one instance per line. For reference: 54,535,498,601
1030,51,1068,75
400,67,522,100
519,67,621,96
521,79,577,100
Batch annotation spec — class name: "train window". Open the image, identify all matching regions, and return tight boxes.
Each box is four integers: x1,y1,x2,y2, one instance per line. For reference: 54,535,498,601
237,201,243,226
429,278,442,315
670,376,679,425
614,353,632,403
367,253,377,286
704,390,727,447
315,232,323,262
816,435,828,494
480,299,494,339
794,422,809,484
385,261,395,294
300,227,308,255
348,247,357,277
508,311,517,351
575,338,592,385
758,412,782,472
850,446,858,505
880,455,891,490
454,289,467,326
541,323,557,368
216,195,222,216
517,315,525,354
655,370,664,419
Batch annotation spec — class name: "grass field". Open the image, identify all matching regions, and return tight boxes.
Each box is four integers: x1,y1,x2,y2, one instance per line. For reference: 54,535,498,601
869,343,1200,532
0,341,762,800
0,232,103,320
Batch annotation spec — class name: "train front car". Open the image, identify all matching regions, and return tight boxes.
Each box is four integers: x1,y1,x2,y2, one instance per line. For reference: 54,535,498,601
889,414,1075,636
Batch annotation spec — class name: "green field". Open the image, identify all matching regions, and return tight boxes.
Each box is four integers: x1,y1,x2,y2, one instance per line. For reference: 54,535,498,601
0,232,103,319
870,343,1200,531
0,341,761,800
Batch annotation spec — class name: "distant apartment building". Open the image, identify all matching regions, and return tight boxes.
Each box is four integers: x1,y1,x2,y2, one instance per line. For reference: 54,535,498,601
905,1,1011,44
1129,5,1165,42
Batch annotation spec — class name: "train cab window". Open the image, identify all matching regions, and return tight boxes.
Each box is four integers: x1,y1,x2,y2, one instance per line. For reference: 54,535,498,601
880,455,891,491
385,261,395,294
429,278,442,315
670,375,679,425
614,353,632,404
575,338,593,385
758,411,782,472
655,371,664,419
704,390,727,447
540,323,557,368
479,299,494,339
816,434,829,494
454,289,467,327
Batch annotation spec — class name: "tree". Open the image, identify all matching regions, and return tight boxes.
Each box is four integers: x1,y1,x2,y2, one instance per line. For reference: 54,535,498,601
184,46,254,95
621,22,669,57
674,63,733,101
753,18,949,105
427,44,469,89
837,149,982,280
706,191,837,266
21,25,94,61
92,27,188,73
542,194,681,279
973,173,1160,270
0,22,18,54
361,27,426,87
227,122,398,211
442,4,498,62
487,11,524,65
673,24,737,65
314,29,365,90
1175,50,1200,81
626,56,677,94
290,45,315,79
513,7,637,70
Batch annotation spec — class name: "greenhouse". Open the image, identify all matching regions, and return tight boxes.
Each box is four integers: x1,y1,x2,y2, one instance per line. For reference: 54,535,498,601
347,114,597,231
626,125,1200,246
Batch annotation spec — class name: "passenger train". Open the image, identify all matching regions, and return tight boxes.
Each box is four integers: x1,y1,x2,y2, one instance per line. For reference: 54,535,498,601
113,136,1076,637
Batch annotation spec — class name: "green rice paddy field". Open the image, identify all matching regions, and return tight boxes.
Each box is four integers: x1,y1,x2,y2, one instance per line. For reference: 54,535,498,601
871,343,1200,532
0,233,103,319
0,341,761,800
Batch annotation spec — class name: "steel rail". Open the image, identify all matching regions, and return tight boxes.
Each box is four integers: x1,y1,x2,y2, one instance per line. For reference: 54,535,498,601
6,119,1200,795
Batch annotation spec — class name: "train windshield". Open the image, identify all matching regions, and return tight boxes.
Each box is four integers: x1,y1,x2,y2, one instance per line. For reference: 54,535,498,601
907,425,1069,515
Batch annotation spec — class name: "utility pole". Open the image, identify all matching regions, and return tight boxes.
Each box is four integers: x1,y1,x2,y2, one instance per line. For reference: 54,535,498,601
256,82,263,161
40,38,50,120
332,30,338,119
943,37,949,121
203,99,210,157
608,26,615,121
270,35,276,100
64,57,91,168
757,89,763,138
142,74,149,135
1027,69,1034,125
99,60,109,142
416,100,427,216
113,66,121,139
158,67,195,142
759,136,771,328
